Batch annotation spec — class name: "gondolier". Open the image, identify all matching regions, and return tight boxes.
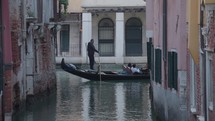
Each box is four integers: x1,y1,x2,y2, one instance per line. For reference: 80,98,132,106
87,39,99,70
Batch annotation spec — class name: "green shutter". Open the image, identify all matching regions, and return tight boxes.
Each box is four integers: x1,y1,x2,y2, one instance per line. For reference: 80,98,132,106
151,45,154,80
147,38,152,69
168,51,178,90
155,49,162,83
173,52,178,90
168,52,173,88
60,25,70,52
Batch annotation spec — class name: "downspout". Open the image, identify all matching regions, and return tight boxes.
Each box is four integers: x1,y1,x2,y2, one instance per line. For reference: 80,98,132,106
0,0,3,91
21,0,27,98
163,0,167,87
53,0,58,21
0,1,4,120
200,2,207,121
163,0,167,60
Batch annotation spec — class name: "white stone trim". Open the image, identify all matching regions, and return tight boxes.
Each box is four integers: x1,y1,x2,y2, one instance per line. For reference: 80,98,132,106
197,115,205,121
209,102,213,111
82,13,92,63
115,12,125,64
190,107,197,114
146,30,153,38
205,4,215,11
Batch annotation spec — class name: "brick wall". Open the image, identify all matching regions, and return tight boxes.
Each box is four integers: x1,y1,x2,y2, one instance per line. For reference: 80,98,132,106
3,69,12,113
34,26,56,95
11,19,21,72
186,48,202,121
8,0,21,114
208,10,215,121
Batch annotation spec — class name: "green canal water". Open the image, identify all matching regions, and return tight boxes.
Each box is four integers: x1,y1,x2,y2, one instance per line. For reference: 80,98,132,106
13,69,159,121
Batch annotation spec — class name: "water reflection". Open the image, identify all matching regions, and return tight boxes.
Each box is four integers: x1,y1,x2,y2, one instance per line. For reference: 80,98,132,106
13,69,153,121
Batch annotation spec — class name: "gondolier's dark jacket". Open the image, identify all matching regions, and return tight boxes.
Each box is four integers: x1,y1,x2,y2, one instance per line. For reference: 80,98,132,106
87,42,99,56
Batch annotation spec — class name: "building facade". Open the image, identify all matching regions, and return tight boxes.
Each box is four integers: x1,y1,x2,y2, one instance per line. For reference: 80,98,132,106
56,0,147,64
0,0,58,120
146,0,188,121
146,0,215,121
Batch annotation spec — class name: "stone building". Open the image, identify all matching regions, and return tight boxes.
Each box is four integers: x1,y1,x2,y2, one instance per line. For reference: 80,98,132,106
55,0,147,65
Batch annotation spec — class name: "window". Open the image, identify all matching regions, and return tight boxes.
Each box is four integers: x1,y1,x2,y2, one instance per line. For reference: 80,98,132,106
151,44,154,80
168,51,178,90
125,18,142,56
147,38,152,70
0,0,3,91
155,48,162,83
190,56,197,113
37,0,43,23
98,18,114,56
60,25,70,52
206,52,213,110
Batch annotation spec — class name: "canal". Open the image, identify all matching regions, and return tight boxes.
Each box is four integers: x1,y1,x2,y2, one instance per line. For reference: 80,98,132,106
13,69,158,121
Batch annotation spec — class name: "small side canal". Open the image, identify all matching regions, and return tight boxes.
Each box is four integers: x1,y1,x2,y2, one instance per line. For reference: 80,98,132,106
13,69,159,121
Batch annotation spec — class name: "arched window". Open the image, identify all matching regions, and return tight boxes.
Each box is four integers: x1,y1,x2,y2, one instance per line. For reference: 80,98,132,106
125,18,142,56
98,18,114,56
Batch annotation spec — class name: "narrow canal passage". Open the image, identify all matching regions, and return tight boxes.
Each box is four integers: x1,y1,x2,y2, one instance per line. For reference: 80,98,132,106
13,69,158,121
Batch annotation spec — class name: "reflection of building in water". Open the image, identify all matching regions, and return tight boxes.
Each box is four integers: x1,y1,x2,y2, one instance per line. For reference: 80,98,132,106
87,82,117,120
56,71,83,121
115,83,126,121
124,83,143,120
81,81,152,120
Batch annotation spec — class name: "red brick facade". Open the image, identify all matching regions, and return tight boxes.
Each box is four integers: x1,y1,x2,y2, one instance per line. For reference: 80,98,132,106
207,10,215,121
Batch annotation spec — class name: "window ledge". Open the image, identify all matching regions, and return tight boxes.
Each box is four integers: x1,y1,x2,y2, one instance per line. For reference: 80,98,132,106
190,107,197,114
197,115,204,121
205,47,214,53
209,102,213,111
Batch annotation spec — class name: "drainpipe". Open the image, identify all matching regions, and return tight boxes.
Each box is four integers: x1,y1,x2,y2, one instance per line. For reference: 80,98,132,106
22,0,26,39
21,0,27,98
0,0,3,91
0,1,3,120
163,0,167,87
53,0,58,21
163,0,167,60
200,3,207,121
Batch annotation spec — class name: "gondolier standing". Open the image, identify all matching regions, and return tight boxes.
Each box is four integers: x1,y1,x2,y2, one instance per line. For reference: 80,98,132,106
87,39,99,70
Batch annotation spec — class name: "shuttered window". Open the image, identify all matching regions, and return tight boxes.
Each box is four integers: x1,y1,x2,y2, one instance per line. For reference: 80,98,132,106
147,38,152,70
190,55,197,112
125,18,142,56
206,52,213,110
155,48,162,83
0,0,3,90
98,18,114,56
37,0,43,23
168,51,178,90
60,25,70,52
151,45,154,80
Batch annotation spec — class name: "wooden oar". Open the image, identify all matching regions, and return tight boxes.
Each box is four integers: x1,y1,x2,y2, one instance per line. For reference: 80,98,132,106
98,54,101,81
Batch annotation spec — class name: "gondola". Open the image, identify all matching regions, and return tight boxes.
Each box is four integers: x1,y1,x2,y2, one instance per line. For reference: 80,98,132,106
61,58,150,81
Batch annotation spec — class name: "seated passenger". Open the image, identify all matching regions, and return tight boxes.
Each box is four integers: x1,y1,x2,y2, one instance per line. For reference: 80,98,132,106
131,64,140,74
122,63,132,74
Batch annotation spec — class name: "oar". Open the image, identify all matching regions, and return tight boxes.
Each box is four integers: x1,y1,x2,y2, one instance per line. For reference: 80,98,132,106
98,53,102,105
98,54,101,81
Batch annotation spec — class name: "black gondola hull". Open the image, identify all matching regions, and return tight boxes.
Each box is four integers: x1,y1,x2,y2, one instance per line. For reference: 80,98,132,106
61,58,150,81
